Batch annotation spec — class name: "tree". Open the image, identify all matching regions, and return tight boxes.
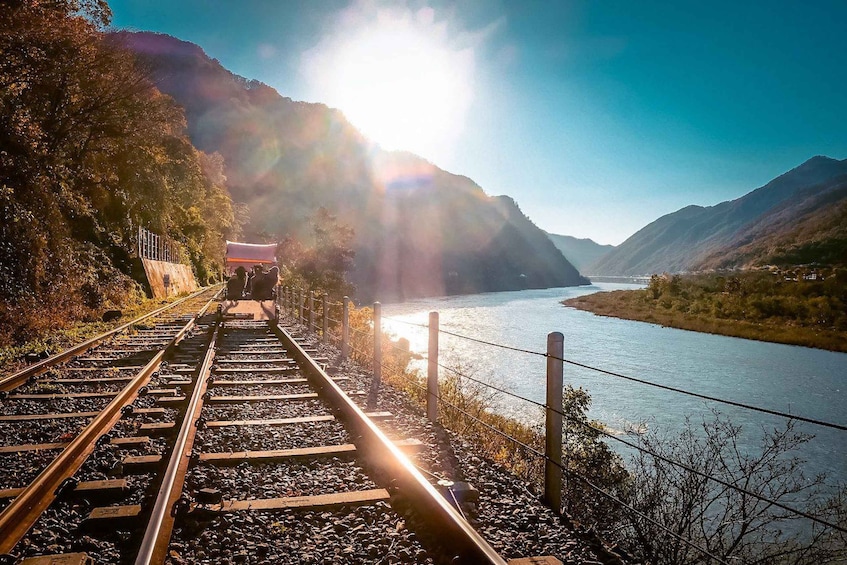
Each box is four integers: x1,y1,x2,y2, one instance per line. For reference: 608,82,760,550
280,207,354,297
0,0,240,341
560,386,631,530
620,411,846,564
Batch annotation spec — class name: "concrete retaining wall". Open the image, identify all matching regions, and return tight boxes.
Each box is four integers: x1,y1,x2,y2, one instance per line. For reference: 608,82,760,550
141,259,197,298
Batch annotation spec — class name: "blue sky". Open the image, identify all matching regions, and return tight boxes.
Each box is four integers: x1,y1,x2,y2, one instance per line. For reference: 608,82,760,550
109,0,847,245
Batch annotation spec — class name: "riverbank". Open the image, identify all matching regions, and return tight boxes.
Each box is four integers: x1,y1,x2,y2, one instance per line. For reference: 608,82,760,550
563,289,847,353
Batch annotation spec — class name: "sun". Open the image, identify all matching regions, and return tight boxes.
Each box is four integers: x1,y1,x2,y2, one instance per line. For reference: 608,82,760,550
303,7,474,162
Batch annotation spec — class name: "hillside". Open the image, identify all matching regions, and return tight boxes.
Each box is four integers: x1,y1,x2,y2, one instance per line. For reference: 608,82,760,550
0,5,236,343
546,233,614,274
119,31,587,301
695,175,847,269
590,156,847,275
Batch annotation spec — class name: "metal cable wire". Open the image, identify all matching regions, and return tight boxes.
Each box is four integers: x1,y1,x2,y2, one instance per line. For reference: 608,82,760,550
349,326,371,338
437,328,545,356
436,392,545,459
362,313,847,533
431,385,732,564
382,315,430,329
550,355,847,433
577,415,847,534
346,341,750,561
380,316,846,432
432,359,847,533
437,362,541,409
385,340,415,355
559,466,732,565
378,359,428,393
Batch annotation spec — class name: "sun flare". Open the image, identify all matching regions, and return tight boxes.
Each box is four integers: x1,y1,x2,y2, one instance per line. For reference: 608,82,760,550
303,6,474,161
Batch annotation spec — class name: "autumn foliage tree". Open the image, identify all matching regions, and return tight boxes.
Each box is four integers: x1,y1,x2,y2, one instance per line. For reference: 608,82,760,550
278,207,355,298
0,0,240,342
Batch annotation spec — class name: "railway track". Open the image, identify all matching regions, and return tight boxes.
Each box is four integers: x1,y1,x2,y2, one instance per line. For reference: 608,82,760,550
0,295,509,564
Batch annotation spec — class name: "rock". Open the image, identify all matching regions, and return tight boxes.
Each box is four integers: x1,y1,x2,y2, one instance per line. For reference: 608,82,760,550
102,309,123,322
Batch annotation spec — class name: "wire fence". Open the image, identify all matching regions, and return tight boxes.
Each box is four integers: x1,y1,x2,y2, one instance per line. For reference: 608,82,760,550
280,291,847,562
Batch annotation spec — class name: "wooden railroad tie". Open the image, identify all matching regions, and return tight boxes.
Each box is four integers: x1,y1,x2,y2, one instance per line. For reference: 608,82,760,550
202,489,391,514
20,553,94,565
7,392,118,400
197,438,424,465
507,558,564,565
144,388,180,396
204,392,319,403
138,422,175,435
40,376,135,384
206,377,350,386
75,357,154,363
155,396,187,404
214,358,296,364
202,411,393,428
0,407,164,422
121,454,162,473
61,366,144,372
81,504,142,531
108,436,151,447
90,349,162,355
163,378,193,387
209,378,309,386
204,391,366,403
208,367,299,375
217,349,290,355
1,479,128,501
0,442,68,454
0,433,149,455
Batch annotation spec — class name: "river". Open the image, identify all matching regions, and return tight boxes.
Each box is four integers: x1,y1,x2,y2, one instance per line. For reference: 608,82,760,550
380,283,846,492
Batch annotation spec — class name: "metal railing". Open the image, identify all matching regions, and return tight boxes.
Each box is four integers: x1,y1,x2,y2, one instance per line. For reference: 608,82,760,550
137,225,185,264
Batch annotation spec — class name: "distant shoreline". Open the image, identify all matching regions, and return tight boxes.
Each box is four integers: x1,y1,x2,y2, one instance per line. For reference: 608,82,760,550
563,290,847,354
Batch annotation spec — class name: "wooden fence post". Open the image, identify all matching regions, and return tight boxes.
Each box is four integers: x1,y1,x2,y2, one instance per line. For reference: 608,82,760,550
427,311,439,422
545,332,564,514
368,302,381,408
341,297,350,360
308,292,315,332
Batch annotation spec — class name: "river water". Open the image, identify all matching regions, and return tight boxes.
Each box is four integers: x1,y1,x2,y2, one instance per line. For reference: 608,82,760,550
381,283,846,491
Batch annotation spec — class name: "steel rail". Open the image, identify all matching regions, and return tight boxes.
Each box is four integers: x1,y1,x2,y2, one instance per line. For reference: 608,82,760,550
0,285,221,392
271,323,508,565
0,292,219,553
135,318,220,564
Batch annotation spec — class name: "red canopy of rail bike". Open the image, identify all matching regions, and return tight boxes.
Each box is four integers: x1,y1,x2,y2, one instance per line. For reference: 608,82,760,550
225,241,278,273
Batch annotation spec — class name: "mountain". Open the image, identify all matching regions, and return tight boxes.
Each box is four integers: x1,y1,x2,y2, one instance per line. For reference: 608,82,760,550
590,156,847,275
545,233,614,274
119,32,587,300
694,174,847,269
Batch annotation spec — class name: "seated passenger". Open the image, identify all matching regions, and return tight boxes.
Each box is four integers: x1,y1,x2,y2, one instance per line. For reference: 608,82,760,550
225,266,247,300
246,265,262,298
252,265,279,300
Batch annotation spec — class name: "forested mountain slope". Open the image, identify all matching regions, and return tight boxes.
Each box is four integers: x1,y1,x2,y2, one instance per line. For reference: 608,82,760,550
546,233,614,274
590,156,847,275
120,31,587,300
695,174,847,269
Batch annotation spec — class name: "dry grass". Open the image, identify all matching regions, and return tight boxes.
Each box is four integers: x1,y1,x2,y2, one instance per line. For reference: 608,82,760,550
0,292,193,376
